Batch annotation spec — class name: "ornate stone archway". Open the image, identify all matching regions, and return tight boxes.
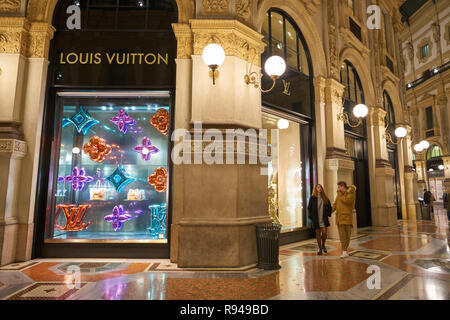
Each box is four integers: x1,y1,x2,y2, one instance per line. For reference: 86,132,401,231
256,0,327,77
26,0,195,24
382,79,404,124
339,46,376,107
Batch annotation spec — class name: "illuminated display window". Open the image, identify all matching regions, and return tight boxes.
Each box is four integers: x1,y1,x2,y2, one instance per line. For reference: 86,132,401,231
44,93,170,243
262,112,304,231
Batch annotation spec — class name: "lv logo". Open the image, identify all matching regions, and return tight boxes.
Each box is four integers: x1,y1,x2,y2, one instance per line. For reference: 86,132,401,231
55,204,92,231
283,80,291,96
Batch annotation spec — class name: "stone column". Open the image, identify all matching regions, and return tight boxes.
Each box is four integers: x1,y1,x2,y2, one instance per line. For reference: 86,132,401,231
443,156,450,192
0,16,54,265
173,19,271,269
402,125,420,220
415,158,428,192
367,106,397,226
0,128,27,265
315,78,357,239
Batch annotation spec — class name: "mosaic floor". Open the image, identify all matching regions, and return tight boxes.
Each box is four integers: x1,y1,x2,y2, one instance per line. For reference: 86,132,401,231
0,208,448,300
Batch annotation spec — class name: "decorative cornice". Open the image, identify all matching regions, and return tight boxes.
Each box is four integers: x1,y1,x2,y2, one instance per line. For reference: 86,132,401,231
236,0,252,24
172,23,193,59
0,0,21,13
0,17,55,58
0,121,24,140
202,0,228,16
367,106,387,127
190,19,265,65
0,138,27,159
300,0,321,16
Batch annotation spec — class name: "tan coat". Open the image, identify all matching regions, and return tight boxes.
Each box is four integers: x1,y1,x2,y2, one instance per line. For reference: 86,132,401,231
332,185,357,226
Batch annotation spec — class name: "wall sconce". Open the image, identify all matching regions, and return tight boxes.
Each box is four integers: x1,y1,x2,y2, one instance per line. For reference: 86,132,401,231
413,140,430,153
242,42,286,93
384,125,407,145
337,97,368,128
202,43,225,85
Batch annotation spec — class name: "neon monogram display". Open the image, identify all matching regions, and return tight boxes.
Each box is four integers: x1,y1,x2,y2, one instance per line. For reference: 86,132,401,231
150,109,169,135
133,137,159,161
110,108,137,134
58,167,94,191
83,136,112,163
54,204,92,231
147,167,168,192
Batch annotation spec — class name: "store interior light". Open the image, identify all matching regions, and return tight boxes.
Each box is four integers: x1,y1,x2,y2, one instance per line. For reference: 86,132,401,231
277,119,290,130
202,43,225,85
438,164,444,170
394,127,407,138
429,168,434,172
72,147,81,154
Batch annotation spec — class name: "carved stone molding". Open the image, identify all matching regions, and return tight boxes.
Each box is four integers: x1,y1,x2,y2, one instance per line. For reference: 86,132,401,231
172,23,193,59
416,37,432,64
202,0,228,16
0,17,55,58
327,0,339,80
0,0,21,13
367,106,387,127
323,78,345,105
0,139,27,159
431,23,440,44
190,19,265,65
236,0,252,24
444,22,450,46
300,0,321,16
0,121,24,140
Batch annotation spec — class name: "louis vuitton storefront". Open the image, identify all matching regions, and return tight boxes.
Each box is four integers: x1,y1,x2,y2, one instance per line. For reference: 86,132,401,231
34,0,178,258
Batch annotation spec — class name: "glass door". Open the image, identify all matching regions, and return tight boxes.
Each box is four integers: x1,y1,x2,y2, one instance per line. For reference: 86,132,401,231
44,92,170,244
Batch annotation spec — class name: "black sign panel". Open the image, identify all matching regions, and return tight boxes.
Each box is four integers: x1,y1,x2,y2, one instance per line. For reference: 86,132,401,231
51,30,176,88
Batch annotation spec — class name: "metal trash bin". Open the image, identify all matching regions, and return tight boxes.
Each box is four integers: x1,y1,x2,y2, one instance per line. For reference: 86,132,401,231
255,223,282,270
421,204,431,220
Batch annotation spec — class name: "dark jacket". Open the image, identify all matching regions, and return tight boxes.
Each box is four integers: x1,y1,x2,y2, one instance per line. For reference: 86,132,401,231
308,196,332,229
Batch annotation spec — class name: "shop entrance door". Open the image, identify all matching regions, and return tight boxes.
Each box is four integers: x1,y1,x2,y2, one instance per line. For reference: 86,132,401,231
346,134,372,228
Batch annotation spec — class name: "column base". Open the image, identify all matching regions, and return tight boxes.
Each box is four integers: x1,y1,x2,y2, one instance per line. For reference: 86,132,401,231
177,218,271,268
0,219,19,266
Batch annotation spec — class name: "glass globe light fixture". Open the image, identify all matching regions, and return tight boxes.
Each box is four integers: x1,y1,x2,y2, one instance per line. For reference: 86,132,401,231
277,119,290,130
394,127,407,138
264,56,286,79
419,140,430,150
438,164,444,170
202,43,225,85
414,144,424,152
353,104,369,118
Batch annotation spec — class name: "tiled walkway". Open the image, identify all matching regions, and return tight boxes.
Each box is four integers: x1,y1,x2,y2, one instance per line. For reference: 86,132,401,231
0,208,448,300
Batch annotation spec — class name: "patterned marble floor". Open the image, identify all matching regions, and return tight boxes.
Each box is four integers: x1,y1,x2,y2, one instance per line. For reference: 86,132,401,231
0,208,448,300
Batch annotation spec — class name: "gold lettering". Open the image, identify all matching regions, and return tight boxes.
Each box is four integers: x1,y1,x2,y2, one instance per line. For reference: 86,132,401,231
94,53,102,64
283,80,291,96
66,52,78,64
116,53,126,65
126,53,130,64
130,53,137,64
158,53,168,65
144,53,156,64
79,53,89,64
137,53,144,64
106,53,115,64
59,52,66,64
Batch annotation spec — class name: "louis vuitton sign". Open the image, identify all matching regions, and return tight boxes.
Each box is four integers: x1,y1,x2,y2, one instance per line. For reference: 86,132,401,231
58,52,170,66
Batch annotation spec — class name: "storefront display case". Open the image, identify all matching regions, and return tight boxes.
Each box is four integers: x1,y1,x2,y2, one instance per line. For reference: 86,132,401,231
44,93,170,243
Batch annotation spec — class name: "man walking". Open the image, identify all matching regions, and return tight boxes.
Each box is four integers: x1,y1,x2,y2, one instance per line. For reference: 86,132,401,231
332,181,357,258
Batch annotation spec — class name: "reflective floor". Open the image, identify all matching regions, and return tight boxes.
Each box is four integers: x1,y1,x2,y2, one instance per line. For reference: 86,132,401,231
0,207,448,300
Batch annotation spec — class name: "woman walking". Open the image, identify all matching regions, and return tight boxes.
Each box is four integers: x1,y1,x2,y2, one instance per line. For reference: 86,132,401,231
308,184,332,255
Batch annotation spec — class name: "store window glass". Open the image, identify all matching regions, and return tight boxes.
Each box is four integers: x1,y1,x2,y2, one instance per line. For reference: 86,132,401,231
262,112,303,230
44,93,170,242
261,9,313,117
